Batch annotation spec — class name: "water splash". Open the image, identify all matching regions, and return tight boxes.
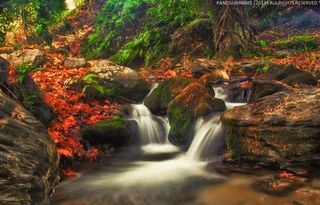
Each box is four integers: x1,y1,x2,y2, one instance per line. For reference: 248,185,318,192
186,114,224,161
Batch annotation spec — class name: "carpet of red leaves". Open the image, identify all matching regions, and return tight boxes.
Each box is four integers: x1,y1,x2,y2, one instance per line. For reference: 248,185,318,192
31,52,119,159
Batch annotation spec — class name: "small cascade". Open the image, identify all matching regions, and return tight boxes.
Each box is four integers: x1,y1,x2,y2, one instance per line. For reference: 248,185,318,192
131,104,168,145
186,114,224,161
185,86,247,161
213,87,229,101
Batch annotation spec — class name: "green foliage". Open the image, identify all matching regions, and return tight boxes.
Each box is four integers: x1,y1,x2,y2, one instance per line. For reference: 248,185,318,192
0,0,66,44
257,65,269,74
95,116,125,129
259,39,268,47
82,73,106,96
16,63,41,83
274,35,317,51
83,0,207,65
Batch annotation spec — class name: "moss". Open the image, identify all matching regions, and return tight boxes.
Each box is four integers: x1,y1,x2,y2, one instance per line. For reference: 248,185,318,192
144,77,193,115
167,82,226,146
272,35,318,51
95,116,126,129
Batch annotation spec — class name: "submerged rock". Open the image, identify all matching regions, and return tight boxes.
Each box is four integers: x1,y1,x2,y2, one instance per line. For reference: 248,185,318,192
168,82,226,146
144,77,193,115
84,60,151,102
0,90,59,205
222,88,320,168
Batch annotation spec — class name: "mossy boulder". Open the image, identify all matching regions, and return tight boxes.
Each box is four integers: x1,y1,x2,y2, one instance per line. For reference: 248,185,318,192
84,60,151,102
168,82,226,146
144,77,193,115
81,116,137,147
222,88,320,168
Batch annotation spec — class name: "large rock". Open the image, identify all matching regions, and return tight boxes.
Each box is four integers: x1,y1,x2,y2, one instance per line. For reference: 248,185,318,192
266,64,317,86
0,56,9,84
191,58,225,78
81,116,137,147
6,49,45,67
222,88,320,168
0,90,59,205
144,78,193,115
168,82,226,146
85,60,151,102
64,57,87,68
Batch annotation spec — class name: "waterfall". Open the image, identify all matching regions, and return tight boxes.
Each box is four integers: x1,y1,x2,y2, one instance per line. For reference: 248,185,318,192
131,104,168,145
186,87,246,161
186,114,223,160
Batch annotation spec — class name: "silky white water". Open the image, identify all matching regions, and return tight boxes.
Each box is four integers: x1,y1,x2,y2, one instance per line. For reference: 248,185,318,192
186,115,224,161
131,104,168,145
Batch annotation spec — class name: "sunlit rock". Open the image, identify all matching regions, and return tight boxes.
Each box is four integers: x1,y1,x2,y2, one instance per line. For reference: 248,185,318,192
0,90,59,204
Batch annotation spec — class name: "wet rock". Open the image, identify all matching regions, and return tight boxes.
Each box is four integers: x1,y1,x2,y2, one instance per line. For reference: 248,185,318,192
85,60,151,102
168,82,226,146
191,58,225,78
6,49,45,67
64,57,87,68
0,56,9,84
0,90,59,205
144,77,193,115
222,88,320,168
81,116,137,147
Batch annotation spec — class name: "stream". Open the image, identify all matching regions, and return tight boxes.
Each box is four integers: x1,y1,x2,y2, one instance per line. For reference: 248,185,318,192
52,87,320,205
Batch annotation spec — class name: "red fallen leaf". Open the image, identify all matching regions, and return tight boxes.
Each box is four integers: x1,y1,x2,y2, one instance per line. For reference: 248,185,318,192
277,171,294,178
57,149,73,158
86,148,99,159
63,169,79,177
239,81,252,90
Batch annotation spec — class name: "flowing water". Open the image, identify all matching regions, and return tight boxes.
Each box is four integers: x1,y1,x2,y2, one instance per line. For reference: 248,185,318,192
52,87,319,205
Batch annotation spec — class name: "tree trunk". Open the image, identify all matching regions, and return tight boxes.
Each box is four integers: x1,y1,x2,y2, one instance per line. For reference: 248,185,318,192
212,3,253,59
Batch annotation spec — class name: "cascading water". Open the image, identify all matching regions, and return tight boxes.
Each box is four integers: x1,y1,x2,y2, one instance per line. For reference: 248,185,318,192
186,115,224,161
185,87,246,161
131,104,167,144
